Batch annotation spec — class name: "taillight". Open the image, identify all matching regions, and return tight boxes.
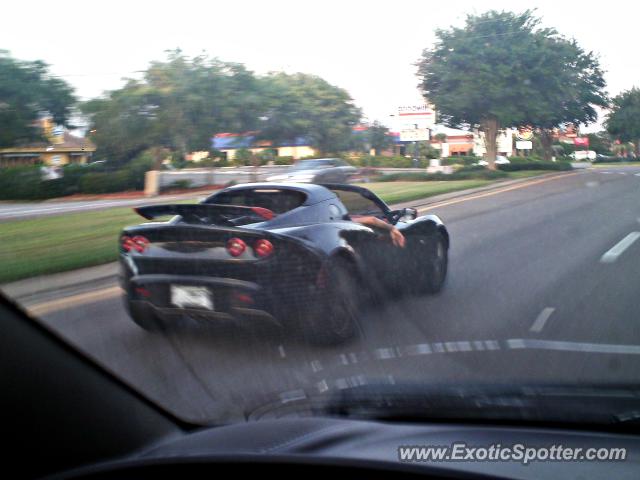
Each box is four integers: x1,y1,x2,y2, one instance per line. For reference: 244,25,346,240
227,237,247,257
121,235,133,252
254,239,274,258
121,235,149,253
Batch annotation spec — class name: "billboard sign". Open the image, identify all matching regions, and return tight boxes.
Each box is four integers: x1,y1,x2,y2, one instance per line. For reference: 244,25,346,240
516,129,534,141
574,137,589,147
399,128,430,142
397,104,436,128
516,140,533,150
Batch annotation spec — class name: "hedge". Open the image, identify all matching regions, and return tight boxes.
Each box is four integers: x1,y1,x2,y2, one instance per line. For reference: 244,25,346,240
0,153,155,200
378,167,508,182
498,161,572,171
349,156,433,168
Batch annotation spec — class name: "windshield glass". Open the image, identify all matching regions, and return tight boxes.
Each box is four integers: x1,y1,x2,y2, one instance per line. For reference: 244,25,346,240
2,0,640,432
206,188,306,214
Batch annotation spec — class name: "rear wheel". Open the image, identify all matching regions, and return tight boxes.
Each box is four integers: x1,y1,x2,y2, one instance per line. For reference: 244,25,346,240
413,233,448,294
305,259,362,345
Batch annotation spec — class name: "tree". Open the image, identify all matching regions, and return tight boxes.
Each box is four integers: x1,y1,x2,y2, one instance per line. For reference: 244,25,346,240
82,52,361,164
0,51,75,148
606,88,640,156
82,51,264,164
366,121,393,155
525,37,607,160
586,132,612,155
416,10,607,167
258,73,361,155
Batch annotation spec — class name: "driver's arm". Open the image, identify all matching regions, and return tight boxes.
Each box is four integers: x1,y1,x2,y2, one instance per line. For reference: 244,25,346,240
351,215,406,248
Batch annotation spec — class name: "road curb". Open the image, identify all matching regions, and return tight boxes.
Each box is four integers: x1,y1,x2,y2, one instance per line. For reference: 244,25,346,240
1,262,119,304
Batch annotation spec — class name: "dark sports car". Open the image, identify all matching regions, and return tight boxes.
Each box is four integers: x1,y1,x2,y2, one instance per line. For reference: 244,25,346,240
119,183,449,344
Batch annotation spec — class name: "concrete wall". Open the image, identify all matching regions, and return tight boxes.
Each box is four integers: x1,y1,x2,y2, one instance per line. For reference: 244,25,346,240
144,166,435,196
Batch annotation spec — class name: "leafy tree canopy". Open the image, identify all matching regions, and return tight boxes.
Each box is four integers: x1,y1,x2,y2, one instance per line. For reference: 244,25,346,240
0,51,75,148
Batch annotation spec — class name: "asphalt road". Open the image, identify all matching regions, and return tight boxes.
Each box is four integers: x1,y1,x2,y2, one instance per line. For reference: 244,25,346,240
11,166,640,424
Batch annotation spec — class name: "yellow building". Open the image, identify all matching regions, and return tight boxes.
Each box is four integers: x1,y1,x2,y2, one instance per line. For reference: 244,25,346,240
0,118,96,168
212,133,317,160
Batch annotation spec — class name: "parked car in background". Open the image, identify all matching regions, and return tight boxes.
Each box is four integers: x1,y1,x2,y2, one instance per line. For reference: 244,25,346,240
265,158,357,183
476,155,510,166
569,150,596,161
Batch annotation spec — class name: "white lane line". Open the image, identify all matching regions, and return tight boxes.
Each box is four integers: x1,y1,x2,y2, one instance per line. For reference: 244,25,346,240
507,338,640,355
530,307,555,333
600,232,640,263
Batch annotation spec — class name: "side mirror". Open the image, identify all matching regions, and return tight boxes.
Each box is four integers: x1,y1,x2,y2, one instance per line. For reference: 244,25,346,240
402,207,418,221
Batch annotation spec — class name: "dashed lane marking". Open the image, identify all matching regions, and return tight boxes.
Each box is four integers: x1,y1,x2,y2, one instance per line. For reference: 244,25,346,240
600,232,640,263
530,307,555,333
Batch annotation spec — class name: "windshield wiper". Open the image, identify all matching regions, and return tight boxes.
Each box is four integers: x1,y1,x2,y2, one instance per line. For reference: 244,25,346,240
313,382,640,430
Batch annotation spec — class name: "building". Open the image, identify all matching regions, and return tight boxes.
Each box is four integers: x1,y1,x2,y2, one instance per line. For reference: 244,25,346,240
0,118,96,168
429,126,475,156
212,132,316,160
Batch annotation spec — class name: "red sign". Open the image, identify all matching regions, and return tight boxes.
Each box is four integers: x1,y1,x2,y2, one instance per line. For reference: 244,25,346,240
574,137,589,147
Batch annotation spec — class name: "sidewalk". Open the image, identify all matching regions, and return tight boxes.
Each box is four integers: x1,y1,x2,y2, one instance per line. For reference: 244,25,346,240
0,170,575,301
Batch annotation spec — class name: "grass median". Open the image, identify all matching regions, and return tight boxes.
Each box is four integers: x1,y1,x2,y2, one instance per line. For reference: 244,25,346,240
0,171,553,284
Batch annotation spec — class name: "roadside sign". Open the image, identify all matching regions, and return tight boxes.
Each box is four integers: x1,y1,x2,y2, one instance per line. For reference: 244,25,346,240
397,104,436,128
516,129,534,141
399,129,430,142
516,140,533,150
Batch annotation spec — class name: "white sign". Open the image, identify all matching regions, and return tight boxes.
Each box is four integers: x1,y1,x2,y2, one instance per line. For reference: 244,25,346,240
516,140,533,150
474,128,515,155
399,128,430,142
397,104,436,128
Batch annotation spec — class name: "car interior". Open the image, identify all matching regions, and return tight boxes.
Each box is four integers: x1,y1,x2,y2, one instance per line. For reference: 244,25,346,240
3,291,640,480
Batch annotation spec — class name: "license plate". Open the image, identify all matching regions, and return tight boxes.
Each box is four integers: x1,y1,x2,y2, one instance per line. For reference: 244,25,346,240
170,285,214,310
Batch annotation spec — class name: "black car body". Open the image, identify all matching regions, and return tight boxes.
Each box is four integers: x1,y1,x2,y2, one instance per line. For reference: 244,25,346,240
119,183,449,343
265,158,358,183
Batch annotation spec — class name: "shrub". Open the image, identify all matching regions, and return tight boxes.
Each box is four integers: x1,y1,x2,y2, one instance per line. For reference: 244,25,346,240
592,156,633,163
274,156,294,165
498,161,572,171
165,179,192,190
440,156,478,166
378,167,508,182
353,155,431,168
78,169,134,194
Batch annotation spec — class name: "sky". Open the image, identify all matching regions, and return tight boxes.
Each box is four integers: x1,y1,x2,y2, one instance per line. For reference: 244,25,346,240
2,0,638,132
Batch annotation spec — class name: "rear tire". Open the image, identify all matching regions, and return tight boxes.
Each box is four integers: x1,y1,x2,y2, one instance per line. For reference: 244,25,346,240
305,259,362,345
414,233,448,295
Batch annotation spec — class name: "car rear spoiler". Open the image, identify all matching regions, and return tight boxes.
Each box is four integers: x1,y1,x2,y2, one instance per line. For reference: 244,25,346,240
134,204,275,222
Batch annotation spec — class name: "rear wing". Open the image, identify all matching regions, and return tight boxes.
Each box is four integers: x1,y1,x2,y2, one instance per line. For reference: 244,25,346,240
134,203,275,225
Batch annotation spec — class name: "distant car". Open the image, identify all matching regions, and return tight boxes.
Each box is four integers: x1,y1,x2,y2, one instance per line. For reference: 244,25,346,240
85,160,107,167
569,150,596,161
266,158,357,183
476,155,510,166
119,182,449,344
593,154,616,162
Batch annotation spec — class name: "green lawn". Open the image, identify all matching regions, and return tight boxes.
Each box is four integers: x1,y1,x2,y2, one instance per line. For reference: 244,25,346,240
0,170,554,284
360,180,492,204
592,162,640,167
0,207,143,284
